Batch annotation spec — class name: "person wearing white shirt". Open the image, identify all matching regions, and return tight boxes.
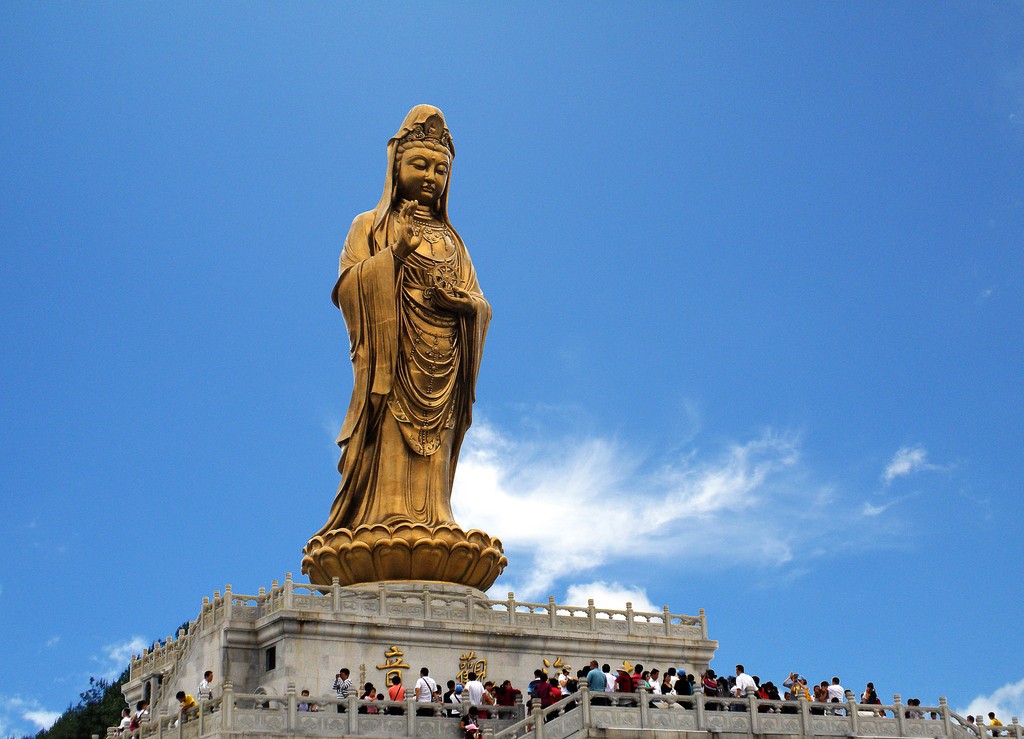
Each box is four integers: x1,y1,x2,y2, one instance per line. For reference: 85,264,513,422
557,668,569,691
414,667,439,716
733,665,756,698
826,677,845,703
198,671,214,701
465,672,485,705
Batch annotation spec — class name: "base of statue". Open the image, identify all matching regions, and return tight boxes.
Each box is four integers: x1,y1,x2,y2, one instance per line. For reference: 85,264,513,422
301,522,507,591
122,576,717,738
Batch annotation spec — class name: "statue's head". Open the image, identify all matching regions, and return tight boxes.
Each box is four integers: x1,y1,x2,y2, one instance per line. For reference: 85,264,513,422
394,114,452,209
373,105,456,227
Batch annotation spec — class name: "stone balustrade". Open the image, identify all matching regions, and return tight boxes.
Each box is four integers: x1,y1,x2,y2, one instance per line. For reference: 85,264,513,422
129,574,707,681
108,685,1023,739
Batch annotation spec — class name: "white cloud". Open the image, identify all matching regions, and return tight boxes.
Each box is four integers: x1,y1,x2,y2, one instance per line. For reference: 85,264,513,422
95,636,148,680
0,696,62,737
24,709,61,730
454,419,865,601
882,445,929,484
44,635,60,648
959,676,1024,721
563,582,658,614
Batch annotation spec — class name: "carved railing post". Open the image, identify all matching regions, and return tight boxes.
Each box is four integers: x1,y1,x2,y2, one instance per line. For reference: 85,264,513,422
695,690,706,730
223,584,233,621
531,707,544,739
845,689,859,735
332,577,341,612
515,691,526,722
423,584,432,620
406,693,416,736
587,599,596,631
580,686,591,727
285,683,296,731
507,592,516,626
699,608,708,639
378,582,386,616
347,692,358,734
548,596,557,629
625,602,634,635
938,697,953,738
638,684,650,727
663,606,672,636
222,680,233,732
466,590,475,623
799,689,811,736
283,572,294,610
893,694,906,736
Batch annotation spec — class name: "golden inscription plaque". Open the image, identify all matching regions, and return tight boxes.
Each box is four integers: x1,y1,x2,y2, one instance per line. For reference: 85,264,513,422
302,106,507,591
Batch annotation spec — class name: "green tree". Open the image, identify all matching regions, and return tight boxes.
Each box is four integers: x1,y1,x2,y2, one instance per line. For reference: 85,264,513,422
34,668,129,739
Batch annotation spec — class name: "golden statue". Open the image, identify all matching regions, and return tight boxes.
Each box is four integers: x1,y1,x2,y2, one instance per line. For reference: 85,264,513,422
302,105,507,591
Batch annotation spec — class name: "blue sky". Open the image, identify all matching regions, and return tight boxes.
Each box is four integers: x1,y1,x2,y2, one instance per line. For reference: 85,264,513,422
2,2,1023,736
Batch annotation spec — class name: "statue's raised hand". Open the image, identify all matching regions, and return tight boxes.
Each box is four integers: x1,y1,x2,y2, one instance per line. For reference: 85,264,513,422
392,200,422,260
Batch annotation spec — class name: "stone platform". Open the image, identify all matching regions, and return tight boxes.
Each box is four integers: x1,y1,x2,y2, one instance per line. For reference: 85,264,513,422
123,574,716,720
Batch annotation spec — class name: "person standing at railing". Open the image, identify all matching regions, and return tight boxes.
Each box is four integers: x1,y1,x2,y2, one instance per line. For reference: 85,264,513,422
465,671,485,706
988,711,1006,736
415,667,440,716
585,662,608,705
174,691,196,727
827,676,846,703
128,700,148,733
387,674,406,714
197,670,214,702
333,667,352,713
116,708,131,736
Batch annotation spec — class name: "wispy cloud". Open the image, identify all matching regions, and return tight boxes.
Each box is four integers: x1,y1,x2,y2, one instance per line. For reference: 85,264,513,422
862,491,919,518
94,637,148,681
882,445,944,485
862,501,894,517
958,676,1024,721
44,635,60,649
453,419,869,602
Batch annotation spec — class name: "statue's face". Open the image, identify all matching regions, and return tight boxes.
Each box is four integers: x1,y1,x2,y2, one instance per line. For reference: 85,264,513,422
396,146,450,207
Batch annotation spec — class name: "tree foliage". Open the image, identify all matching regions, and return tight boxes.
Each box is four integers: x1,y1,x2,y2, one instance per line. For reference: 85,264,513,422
34,668,129,739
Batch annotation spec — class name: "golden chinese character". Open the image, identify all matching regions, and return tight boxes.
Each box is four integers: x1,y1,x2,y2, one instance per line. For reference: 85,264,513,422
376,645,410,684
457,651,487,684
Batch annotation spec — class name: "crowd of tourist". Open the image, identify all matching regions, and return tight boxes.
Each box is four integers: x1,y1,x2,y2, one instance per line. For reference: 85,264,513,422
117,663,1010,739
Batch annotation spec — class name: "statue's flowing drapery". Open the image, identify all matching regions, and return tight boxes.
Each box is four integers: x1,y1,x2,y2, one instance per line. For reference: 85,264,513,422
312,208,490,535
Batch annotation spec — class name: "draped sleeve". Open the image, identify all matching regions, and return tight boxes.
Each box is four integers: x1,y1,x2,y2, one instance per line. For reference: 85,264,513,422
332,211,398,445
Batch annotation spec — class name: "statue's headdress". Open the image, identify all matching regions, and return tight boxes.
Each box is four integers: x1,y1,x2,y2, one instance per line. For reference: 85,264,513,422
396,113,454,157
